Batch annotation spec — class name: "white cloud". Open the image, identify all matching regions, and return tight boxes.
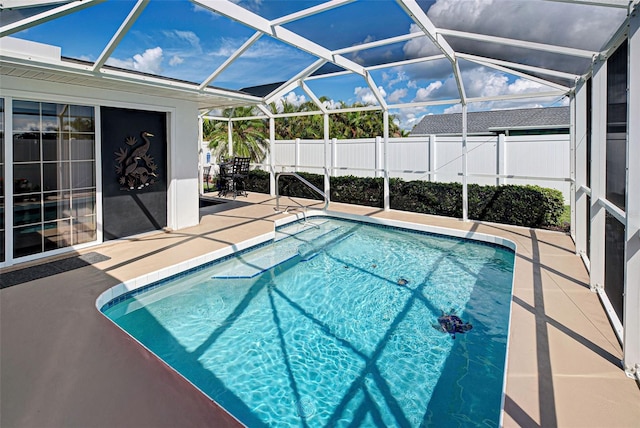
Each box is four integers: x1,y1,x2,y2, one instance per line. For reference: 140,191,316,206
362,35,375,44
354,86,386,105
274,92,308,112
169,55,184,66
285,91,306,105
427,0,626,52
160,30,203,65
169,30,201,49
390,54,455,84
132,47,164,73
388,88,408,103
191,3,217,16
322,99,340,110
385,70,409,87
209,38,308,62
443,100,547,114
232,0,263,13
507,78,547,94
464,67,549,99
443,94,567,114
464,68,510,98
395,0,626,90
242,39,308,60
192,0,263,16
391,106,430,131
209,38,246,57
411,66,552,105
107,47,164,74
403,24,441,59
413,81,444,102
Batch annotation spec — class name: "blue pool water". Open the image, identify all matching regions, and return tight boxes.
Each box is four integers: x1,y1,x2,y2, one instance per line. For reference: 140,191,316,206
102,218,515,427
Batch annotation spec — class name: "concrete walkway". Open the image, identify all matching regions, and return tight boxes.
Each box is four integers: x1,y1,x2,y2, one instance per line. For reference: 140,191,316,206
1,193,639,427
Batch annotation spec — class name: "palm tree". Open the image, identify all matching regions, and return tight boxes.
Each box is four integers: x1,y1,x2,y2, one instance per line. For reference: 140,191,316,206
204,106,269,163
207,100,408,152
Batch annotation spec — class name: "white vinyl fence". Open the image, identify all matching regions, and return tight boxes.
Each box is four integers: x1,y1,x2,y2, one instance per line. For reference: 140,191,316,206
267,134,571,202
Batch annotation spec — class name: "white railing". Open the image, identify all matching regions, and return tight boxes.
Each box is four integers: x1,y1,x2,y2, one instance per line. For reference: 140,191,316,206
274,171,329,213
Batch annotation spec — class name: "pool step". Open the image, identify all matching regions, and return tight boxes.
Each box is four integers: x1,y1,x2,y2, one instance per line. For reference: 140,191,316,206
298,226,353,261
274,219,328,242
211,221,337,279
211,244,299,279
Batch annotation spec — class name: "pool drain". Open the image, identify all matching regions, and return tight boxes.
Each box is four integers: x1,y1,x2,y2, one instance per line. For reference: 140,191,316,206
296,397,316,418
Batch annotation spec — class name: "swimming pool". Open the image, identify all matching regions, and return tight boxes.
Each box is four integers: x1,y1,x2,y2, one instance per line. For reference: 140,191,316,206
99,216,515,427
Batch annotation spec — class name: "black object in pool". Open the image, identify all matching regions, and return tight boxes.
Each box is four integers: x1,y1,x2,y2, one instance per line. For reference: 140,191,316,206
434,312,473,339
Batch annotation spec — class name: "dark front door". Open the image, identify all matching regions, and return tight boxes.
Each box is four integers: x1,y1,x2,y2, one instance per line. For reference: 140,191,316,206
101,107,167,240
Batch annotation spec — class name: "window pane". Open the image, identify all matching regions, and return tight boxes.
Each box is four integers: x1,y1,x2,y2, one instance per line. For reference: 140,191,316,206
43,133,69,161
606,40,627,211
67,105,94,132
72,190,95,217
605,133,626,209
73,215,96,245
13,133,40,162
43,162,70,191
72,161,95,188
71,134,95,160
43,191,71,221
13,100,40,132
14,224,42,257
14,195,41,225
13,164,41,194
604,213,625,321
41,102,63,132
44,219,71,251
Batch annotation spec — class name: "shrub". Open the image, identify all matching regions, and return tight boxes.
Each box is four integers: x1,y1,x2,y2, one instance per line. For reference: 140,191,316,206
245,170,565,229
330,176,384,208
468,184,564,227
390,180,462,217
246,169,270,193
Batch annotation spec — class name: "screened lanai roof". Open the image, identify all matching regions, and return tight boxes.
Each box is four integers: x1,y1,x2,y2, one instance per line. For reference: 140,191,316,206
0,0,636,128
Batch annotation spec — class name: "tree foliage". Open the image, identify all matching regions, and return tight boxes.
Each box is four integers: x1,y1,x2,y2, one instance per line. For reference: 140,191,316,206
203,101,408,162
204,106,269,163
270,99,408,139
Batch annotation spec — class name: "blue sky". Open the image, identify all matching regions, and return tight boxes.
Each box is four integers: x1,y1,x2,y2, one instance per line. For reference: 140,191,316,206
11,0,626,129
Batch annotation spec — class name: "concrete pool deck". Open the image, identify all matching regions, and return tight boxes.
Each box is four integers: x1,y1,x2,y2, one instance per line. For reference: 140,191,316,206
1,193,639,427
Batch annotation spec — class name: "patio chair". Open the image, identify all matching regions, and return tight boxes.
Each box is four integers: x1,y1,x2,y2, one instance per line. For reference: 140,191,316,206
217,160,233,197
203,165,212,192
222,156,250,199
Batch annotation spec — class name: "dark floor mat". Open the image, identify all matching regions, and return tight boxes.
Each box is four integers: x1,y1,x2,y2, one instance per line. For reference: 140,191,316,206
0,252,111,289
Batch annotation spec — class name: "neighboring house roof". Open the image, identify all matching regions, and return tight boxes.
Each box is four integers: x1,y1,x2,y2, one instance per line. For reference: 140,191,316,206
411,106,570,135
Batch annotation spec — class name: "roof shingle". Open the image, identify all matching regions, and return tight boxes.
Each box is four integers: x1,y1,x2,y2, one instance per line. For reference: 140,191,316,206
410,106,570,135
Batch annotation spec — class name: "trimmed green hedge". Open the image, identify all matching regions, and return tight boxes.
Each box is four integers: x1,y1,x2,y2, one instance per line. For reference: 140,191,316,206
245,170,565,229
